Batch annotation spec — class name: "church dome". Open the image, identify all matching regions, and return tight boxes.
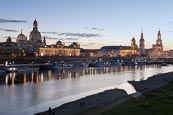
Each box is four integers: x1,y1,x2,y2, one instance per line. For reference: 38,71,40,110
56,41,62,45
16,31,27,43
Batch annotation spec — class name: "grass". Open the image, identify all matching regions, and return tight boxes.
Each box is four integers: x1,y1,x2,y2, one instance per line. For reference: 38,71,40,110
101,81,173,115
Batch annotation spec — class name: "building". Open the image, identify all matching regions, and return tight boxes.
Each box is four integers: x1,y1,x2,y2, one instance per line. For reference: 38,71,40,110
148,30,164,58
16,30,33,56
139,31,146,56
0,37,19,57
119,46,137,57
39,41,80,56
98,46,122,57
29,19,44,52
80,49,99,57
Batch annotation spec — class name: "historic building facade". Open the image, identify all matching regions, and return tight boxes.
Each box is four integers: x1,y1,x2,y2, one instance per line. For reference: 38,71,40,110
0,37,19,57
139,31,146,56
29,19,44,52
0,19,81,57
148,30,164,58
39,41,80,56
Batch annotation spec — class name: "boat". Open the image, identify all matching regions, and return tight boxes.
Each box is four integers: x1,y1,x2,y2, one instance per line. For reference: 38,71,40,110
17,66,39,72
49,62,73,69
70,61,89,68
3,67,17,73
49,61,89,69
0,64,39,73
107,60,123,67
89,61,107,67
161,62,167,66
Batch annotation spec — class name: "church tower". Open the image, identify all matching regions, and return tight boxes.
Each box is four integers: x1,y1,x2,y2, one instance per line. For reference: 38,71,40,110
139,31,145,50
131,37,137,50
150,29,163,58
156,29,162,46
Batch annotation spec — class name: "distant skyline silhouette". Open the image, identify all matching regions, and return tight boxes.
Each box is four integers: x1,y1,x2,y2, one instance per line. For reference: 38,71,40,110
1,0,173,50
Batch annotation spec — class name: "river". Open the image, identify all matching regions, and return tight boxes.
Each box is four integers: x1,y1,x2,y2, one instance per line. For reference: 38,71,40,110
0,64,173,115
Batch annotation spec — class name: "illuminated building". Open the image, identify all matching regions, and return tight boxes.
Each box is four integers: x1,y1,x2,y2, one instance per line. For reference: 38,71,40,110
148,30,164,58
39,41,80,56
139,31,146,56
80,49,99,57
16,30,33,56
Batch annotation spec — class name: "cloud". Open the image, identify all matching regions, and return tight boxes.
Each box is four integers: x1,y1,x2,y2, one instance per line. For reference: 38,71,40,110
97,43,104,45
58,32,101,37
81,43,96,46
43,36,79,41
83,27,104,31
81,44,92,46
64,38,79,40
43,36,59,40
43,36,70,41
99,29,104,31
165,30,173,32
0,18,26,23
64,41,72,44
1,36,16,40
91,28,98,30
0,28,18,32
41,32,58,35
88,43,96,45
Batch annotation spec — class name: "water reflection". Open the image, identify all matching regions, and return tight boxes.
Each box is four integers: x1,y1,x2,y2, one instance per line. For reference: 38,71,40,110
0,64,172,115
0,64,162,86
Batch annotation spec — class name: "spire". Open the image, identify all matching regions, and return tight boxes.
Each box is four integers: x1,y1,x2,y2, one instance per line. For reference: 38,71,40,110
21,29,22,34
33,19,38,30
158,28,161,35
156,29,162,46
141,29,144,39
43,36,46,43
157,28,161,40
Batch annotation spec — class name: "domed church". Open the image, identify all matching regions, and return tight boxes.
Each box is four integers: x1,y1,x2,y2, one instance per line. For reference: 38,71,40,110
16,30,27,44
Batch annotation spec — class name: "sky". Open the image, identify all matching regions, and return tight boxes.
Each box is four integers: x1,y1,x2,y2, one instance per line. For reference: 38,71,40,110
0,0,173,50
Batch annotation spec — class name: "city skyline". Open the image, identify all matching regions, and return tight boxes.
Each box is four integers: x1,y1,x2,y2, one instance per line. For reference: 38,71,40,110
1,0,173,50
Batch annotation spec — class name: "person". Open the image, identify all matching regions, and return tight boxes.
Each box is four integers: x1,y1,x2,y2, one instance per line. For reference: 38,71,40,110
49,107,52,115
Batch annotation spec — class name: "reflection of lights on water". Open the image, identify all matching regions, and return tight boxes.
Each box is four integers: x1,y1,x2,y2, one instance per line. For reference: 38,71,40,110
24,73,26,85
40,72,44,82
36,73,39,82
5,61,8,65
48,70,52,80
31,72,34,83
5,76,8,85
2,64,170,85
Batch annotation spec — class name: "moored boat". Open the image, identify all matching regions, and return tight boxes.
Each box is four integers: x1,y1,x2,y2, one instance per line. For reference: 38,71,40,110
17,66,39,72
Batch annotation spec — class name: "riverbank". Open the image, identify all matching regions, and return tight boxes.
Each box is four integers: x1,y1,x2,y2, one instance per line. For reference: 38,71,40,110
101,80,173,115
35,71,173,115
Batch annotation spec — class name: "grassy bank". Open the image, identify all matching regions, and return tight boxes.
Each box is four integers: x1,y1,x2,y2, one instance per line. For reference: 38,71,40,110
101,81,173,115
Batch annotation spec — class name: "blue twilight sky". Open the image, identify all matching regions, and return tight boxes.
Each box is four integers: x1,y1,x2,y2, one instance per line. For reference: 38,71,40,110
0,0,173,50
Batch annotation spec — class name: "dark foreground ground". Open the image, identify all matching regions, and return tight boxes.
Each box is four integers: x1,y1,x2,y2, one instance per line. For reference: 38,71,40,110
101,81,173,115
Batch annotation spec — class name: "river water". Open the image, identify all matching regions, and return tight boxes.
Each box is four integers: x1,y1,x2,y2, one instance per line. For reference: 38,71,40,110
0,64,173,115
